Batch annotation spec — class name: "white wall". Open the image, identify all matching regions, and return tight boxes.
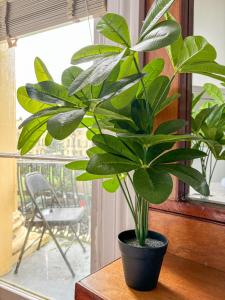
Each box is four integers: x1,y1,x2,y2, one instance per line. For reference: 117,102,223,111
193,0,225,87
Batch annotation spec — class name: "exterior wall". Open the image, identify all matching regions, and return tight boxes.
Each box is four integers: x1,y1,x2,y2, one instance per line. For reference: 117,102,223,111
0,42,17,275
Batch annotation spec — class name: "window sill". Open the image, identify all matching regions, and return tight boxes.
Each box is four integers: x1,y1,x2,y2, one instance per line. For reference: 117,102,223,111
75,253,225,300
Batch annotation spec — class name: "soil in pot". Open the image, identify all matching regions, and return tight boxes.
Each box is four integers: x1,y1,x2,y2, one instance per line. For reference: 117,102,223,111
118,230,168,291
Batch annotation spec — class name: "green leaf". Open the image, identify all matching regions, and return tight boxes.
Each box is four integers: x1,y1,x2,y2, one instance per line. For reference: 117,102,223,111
192,90,205,109
133,168,173,204
27,82,84,107
131,99,153,133
180,62,225,81
76,172,111,181
193,107,213,132
119,133,199,147
45,133,53,146
165,13,183,67
19,106,73,129
158,164,209,196
137,58,164,97
155,93,180,114
87,153,140,175
155,119,185,134
146,142,174,163
203,83,224,104
147,76,170,114
18,116,50,150
17,86,52,114
140,0,175,40
92,134,140,162
153,148,206,164
97,13,131,47
61,66,82,88
34,57,53,82
102,176,120,193
71,45,123,64
68,49,126,94
177,36,217,70
65,160,88,170
87,146,105,158
47,109,85,140
133,20,181,52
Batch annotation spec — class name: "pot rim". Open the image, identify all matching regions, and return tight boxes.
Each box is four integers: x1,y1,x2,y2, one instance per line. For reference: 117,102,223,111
118,229,168,250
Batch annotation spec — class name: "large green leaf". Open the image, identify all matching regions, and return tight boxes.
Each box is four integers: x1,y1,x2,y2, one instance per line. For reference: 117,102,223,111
92,134,140,162
147,76,170,114
17,86,52,114
68,50,126,94
158,164,209,196
137,58,164,97
61,66,82,88
65,160,88,170
87,153,140,175
71,45,123,64
18,116,50,150
180,62,225,82
155,93,180,114
47,109,85,140
133,20,181,52
133,168,173,204
96,13,131,47
34,57,53,82
45,133,53,146
27,82,84,107
19,106,73,129
146,142,174,163
87,146,105,158
118,133,199,147
100,73,144,109
140,0,175,40
155,119,185,134
176,36,217,70
153,148,206,164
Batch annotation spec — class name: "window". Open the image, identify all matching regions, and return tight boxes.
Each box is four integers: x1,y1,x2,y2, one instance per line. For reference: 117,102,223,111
0,20,93,300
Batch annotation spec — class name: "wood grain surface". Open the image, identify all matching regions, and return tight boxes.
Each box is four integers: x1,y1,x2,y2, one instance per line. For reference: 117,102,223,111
75,254,225,300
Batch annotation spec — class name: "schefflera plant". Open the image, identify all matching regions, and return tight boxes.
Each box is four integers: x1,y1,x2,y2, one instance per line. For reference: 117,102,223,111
17,0,225,246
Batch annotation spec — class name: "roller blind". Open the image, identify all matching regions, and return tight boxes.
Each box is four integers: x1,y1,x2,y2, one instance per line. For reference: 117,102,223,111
0,0,106,42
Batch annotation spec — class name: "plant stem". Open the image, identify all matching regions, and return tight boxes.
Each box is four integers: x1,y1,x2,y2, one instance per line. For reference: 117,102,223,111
93,114,103,135
80,122,96,135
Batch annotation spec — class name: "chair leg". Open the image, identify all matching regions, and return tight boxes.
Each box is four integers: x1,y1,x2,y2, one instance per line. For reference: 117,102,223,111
14,212,35,274
70,224,86,253
44,222,75,277
37,225,46,250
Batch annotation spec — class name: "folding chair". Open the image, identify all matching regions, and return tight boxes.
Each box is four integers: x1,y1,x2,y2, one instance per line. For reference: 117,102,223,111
15,172,86,277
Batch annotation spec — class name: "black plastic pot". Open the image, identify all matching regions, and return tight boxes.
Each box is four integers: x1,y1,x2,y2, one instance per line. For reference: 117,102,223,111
118,230,168,291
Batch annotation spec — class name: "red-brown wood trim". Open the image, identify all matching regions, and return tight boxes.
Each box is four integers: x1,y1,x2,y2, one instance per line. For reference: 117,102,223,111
145,0,225,223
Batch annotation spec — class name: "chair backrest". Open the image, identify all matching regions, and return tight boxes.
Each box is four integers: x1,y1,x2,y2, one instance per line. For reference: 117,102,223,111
25,172,58,209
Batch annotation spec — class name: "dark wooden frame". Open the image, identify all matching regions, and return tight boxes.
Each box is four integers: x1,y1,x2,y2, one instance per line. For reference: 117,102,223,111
147,0,225,224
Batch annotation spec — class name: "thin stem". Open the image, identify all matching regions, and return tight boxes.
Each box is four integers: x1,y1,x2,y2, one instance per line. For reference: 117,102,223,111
124,177,135,214
209,160,217,185
93,114,103,135
117,175,136,224
81,122,96,135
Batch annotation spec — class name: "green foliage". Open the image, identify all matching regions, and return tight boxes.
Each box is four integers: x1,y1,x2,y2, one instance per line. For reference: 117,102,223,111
34,57,53,82
18,0,225,246
96,13,131,47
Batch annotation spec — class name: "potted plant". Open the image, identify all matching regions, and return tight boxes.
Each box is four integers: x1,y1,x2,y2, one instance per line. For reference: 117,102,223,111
17,0,225,291
191,83,225,200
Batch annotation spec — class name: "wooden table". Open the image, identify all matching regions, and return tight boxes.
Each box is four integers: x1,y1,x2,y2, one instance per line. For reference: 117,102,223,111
75,253,225,300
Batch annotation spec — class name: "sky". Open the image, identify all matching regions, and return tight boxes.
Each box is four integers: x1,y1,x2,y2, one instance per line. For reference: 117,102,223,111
16,20,93,119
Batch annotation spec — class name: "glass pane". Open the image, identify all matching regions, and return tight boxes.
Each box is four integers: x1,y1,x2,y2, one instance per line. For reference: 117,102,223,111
1,20,93,299
189,0,225,204
1,158,91,300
